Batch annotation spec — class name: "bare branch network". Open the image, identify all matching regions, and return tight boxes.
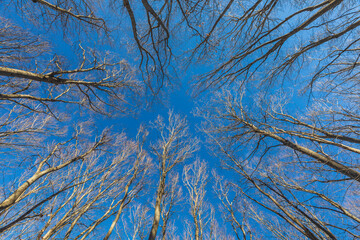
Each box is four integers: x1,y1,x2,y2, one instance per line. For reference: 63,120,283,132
0,0,360,239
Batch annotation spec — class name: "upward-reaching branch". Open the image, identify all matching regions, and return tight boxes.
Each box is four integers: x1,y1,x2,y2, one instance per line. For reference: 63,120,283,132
148,111,199,240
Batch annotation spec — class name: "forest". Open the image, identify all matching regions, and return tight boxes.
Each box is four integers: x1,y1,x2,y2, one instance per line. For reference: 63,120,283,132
0,0,359,239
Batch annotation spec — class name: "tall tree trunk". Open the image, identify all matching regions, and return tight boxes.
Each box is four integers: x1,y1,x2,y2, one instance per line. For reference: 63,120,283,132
148,175,166,240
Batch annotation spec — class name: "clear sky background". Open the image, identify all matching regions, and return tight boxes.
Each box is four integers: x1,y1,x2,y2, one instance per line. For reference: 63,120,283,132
1,1,359,239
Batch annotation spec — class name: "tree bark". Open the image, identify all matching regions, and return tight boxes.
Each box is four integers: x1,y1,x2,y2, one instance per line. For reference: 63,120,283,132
148,175,166,240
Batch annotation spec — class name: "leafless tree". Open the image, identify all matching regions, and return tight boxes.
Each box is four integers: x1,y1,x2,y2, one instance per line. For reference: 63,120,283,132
122,204,152,240
213,172,253,240
0,17,49,66
207,213,236,240
1,125,153,239
0,126,152,239
147,111,199,240
200,87,360,239
103,127,152,240
0,11,144,119
115,0,225,94
0,20,145,225
183,159,208,240
159,173,183,240
191,1,360,94
4,0,360,239
7,0,108,36
0,0,211,239
7,0,360,97
0,47,142,117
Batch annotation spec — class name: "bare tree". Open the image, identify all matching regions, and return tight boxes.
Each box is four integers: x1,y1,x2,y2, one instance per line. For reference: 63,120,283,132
200,87,360,239
147,111,199,240
183,159,209,240
122,204,152,240
103,127,151,240
0,0,212,239
213,172,253,240
0,125,108,213
0,16,145,206
0,47,142,117
7,0,360,97
159,173,183,240
0,10,145,119
0,126,153,239
7,0,108,36
0,17,49,66
4,0,360,239
192,1,360,94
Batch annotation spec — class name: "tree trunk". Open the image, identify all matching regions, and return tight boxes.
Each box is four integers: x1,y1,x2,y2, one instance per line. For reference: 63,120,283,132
148,175,166,240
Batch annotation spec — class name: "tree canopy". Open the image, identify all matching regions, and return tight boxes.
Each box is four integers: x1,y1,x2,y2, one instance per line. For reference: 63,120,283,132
0,0,359,239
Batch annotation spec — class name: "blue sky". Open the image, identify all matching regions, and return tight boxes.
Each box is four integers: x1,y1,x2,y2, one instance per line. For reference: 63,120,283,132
0,3,229,237
1,1,360,239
